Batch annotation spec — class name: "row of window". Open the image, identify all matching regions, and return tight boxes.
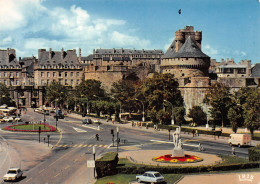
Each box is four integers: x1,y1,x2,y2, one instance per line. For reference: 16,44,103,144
0,72,20,77
41,71,80,77
40,79,80,86
0,80,20,85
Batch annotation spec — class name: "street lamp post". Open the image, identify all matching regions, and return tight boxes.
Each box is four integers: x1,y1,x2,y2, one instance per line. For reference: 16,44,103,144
116,127,119,152
47,135,50,147
164,100,174,125
135,98,145,122
93,146,96,178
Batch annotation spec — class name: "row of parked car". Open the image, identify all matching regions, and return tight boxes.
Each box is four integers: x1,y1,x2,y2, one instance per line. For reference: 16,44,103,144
0,115,21,122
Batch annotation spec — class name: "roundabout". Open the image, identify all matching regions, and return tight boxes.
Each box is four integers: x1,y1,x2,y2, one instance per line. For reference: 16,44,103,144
119,149,222,166
2,123,57,132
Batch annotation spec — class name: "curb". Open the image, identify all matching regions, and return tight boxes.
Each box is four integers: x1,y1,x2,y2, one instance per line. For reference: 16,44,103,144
174,176,184,184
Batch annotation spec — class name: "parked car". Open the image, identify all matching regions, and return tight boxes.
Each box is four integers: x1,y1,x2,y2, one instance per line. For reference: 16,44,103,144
2,116,14,122
136,171,164,183
3,168,23,181
82,119,93,124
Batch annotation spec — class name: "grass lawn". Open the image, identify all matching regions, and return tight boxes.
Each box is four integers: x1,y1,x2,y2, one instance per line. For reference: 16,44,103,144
95,174,183,184
96,155,259,184
6,124,52,131
216,155,250,165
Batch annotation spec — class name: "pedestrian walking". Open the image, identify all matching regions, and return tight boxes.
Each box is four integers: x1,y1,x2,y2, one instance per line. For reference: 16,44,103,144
95,134,99,141
192,129,195,137
196,129,199,136
146,123,148,129
198,142,204,151
43,137,46,144
232,146,236,156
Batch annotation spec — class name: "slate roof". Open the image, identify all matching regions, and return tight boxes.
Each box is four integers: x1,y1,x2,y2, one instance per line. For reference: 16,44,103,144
163,36,209,59
20,57,35,77
175,37,209,58
251,63,260,77
81,54,93,61
163,40,176,58
0,49,21,69
94,48,163,55
38,50,81,68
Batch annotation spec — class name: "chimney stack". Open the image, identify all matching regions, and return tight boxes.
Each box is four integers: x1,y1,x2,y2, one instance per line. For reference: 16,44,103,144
49,48,52,60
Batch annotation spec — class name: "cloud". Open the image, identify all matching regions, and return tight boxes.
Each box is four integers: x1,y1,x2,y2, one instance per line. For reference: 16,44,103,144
0,1,151,57
0,0,46,31
203,44,218,55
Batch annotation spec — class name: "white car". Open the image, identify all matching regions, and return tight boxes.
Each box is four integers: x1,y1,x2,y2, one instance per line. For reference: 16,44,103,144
136,171,164,183
2,116,14,122
3,168,23,181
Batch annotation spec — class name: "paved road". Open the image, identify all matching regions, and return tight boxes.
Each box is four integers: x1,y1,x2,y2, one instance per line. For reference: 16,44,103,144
0,109,254,183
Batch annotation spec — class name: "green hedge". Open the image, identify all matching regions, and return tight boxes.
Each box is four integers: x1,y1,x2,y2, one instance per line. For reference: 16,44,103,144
248,146,260,162
117,162,260,174
150,125,230,137
96,152,119,178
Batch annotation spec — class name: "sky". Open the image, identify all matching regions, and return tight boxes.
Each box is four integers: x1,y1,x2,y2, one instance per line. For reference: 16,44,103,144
0,0,259,63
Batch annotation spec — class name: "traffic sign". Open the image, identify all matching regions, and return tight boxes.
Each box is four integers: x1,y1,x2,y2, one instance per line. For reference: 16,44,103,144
87,160,95,168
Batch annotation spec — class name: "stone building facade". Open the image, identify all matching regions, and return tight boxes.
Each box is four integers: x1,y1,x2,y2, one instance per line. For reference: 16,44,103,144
0,48,83,107
81,48,163,90
0,49,22,87
35,48,82,88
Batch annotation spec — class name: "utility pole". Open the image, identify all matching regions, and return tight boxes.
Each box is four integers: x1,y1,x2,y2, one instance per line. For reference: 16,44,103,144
47,135,50,147
116,127,119,152
38,126,41,143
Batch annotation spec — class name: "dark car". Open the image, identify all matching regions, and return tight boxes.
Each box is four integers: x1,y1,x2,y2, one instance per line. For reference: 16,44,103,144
82,119,93,124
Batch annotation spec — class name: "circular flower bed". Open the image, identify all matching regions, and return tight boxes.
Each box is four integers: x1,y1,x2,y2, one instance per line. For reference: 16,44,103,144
153,154,203,163
3,124,56,132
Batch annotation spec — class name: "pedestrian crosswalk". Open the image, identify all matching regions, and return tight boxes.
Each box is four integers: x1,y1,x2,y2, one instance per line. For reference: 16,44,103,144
54,144,108,148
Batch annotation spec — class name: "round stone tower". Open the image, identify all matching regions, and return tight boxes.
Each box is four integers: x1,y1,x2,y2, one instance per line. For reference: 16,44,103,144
161,26,210,78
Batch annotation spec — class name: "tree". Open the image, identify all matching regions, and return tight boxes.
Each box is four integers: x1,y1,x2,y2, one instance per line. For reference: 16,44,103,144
242,88,260,136
0,82,14,106
76,79,105,100
205,82,232,127
228,108,239,133
46,81,68,108
173,106,186,126
140,73,184,124
188,106,207,126
111,78,140,113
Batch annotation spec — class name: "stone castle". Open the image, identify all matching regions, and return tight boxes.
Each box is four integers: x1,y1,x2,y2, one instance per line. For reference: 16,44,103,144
0,26,259,115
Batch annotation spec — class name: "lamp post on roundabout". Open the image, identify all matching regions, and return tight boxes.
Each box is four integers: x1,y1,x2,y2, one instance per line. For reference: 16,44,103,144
135,98,145,122
163,100,174,125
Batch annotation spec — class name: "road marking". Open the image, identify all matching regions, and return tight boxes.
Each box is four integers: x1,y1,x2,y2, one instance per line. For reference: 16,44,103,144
39,169,45,174
88,144,92,147
63,144,68,147
94,144,98,147
73,127,87,132
53,127,63,148
83,144,88,147
78,144,83,147
82,125,101,130
104,145,108,148
98,145,103,147
64,165,70,170
54,173,60,178
74,159,78,163
25,178,32,183
73,144,78,147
